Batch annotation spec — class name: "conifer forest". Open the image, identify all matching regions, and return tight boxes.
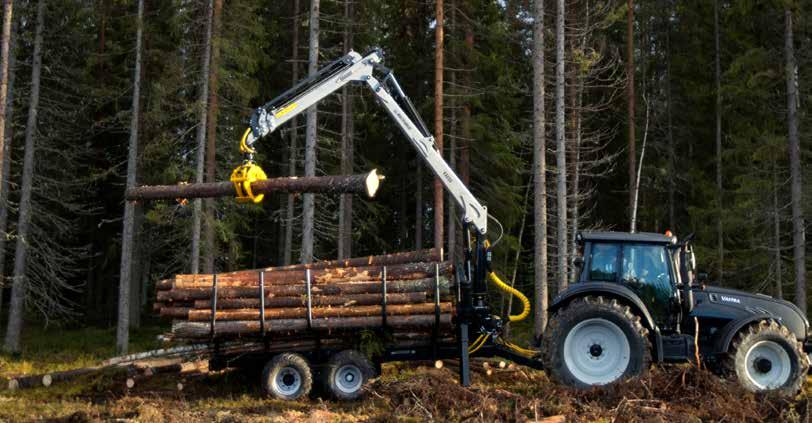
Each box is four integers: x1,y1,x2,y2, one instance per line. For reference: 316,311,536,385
0,0,810,421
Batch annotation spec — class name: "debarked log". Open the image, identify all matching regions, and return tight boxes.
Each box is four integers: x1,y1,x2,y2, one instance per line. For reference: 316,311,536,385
171,314,453,338
126,170,383,202
186,302,453,321
159,261,452,290
156,277,452,302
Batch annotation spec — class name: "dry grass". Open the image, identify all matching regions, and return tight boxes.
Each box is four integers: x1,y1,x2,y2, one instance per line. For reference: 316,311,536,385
0,326,808,422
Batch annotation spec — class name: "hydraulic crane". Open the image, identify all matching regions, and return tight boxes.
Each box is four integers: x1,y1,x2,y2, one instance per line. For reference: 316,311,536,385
231,49,533,386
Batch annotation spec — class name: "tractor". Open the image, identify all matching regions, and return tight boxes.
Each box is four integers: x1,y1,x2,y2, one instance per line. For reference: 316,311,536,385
542,231,810,396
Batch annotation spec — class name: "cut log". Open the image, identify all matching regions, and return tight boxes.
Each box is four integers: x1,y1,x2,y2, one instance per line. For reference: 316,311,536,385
192,292,427,310
160,307,192,319
162,261,452,289
187,302,453,321
171,314,453,338
156,277,451,302
126,170,383,201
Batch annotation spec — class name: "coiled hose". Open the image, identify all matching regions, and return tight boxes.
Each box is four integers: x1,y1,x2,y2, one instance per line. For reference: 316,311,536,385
487,272,530,322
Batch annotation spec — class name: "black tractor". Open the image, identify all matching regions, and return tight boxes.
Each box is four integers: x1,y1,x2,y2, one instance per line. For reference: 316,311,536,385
542,231,811,396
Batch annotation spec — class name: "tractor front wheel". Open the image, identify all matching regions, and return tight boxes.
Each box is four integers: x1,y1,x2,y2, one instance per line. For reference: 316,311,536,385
542,296,652,388
725,320,808,396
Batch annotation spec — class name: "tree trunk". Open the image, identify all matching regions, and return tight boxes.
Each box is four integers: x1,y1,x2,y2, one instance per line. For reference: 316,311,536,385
555,0,567,293
191,0,214,274
338,0,354,260
4,0,45,354
533,0,548,342
283,0,300,266
300,0,319,264
203,0,223,274
446,0,457,264
0,0,14,191
415,164,423,248
773,156,783,299
666,11,675,230
626,0,635,228
0,13,17,318
569,1,587,285
433,0,444,253
714,0,723,285
785,7,805,314
114,0,144,355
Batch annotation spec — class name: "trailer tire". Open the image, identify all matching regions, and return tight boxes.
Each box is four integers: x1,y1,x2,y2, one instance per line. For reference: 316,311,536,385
261,353,312,401
542,296,651,388
322,350,374,401
724,320,808,396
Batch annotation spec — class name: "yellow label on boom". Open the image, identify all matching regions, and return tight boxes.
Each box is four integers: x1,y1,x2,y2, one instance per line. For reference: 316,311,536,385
274,103,298,118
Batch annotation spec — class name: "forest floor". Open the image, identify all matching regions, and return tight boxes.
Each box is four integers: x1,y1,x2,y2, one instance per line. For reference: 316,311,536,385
0,324,809,422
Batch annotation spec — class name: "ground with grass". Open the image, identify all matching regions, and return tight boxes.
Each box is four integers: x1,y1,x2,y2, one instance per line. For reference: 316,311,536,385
0,325,808,422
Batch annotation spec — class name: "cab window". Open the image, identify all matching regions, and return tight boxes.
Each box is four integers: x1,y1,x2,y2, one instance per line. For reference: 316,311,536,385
621,244,674,299
588,243,620,281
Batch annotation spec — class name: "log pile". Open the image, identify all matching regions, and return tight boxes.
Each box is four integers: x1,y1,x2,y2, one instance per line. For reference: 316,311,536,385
154,249,456,342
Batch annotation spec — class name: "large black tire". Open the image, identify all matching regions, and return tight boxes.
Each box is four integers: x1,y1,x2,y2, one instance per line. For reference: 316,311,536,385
542,296,652,388
322,350,375,401
261,353,313,401
724,320,808,397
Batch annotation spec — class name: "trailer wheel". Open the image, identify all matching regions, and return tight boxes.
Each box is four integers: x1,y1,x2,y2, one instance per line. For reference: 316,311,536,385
725,320,808,396
542,296,651,388
261,353,312,401
322,350,374,401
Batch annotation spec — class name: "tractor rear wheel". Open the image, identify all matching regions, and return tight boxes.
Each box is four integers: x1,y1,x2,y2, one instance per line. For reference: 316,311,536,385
725,320,808,396
542,296,652,388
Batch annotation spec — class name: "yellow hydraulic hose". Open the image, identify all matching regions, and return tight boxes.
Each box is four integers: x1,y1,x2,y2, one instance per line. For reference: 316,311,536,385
468,334,489,354
488,272,530,322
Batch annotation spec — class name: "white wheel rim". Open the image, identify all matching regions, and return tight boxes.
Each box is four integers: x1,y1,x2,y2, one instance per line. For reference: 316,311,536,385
743,340,791,390
273,366,302,396
563,318,631,385
334,364,363,394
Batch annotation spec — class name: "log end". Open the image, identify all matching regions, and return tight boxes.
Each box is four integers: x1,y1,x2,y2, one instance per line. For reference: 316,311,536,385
366,169,384,198
42,374,52,387
126,378,135,389
7,379,18,391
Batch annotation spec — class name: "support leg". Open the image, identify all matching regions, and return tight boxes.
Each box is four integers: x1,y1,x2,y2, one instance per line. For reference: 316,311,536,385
458,322,471,387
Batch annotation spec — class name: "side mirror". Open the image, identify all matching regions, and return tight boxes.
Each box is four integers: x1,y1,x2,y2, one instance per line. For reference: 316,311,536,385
573,257,584,268
697,272,709,283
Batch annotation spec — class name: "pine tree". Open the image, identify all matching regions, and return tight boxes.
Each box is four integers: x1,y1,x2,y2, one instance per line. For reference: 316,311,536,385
4,0,45,353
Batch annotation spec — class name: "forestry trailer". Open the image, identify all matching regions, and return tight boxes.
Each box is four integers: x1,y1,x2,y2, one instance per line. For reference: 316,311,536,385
217,49,810,399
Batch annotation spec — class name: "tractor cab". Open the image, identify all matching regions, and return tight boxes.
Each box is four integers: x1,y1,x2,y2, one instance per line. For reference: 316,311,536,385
574,231,682,330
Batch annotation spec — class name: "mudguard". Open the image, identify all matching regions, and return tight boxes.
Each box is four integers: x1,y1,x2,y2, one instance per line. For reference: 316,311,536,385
549,282,658,332
714,314,775,354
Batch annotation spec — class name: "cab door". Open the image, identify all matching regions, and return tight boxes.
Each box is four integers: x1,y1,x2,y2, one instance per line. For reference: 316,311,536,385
619,243,678,328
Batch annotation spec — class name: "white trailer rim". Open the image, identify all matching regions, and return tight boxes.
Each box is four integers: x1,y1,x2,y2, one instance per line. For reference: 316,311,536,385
563,318,631,385
744,340,791,390
334,364,364,394
273,366,303,396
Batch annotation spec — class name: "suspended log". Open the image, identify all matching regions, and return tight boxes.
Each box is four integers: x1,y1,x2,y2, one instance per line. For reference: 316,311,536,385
156,277,451,302
187,302,453,321
192,292,427,310
126,170,383,201
159,261,452,290
171,314,453,338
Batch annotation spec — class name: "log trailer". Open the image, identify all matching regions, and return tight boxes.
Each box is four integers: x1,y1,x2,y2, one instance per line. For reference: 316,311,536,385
220,48,810,400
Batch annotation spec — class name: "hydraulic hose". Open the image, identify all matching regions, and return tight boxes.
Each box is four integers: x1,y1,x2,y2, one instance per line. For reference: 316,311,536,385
487,272,530,322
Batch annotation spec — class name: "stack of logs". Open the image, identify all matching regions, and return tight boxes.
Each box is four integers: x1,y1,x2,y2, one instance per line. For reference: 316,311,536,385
154,249,455,344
